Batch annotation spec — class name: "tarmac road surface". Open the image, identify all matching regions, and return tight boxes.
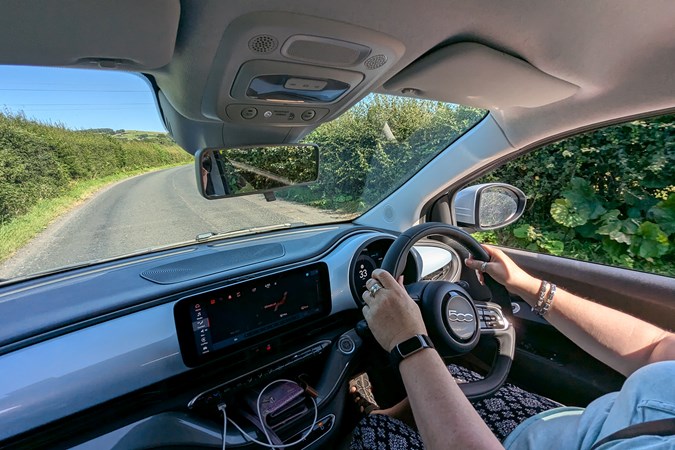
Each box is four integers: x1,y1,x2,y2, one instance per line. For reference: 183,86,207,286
0,165,348,280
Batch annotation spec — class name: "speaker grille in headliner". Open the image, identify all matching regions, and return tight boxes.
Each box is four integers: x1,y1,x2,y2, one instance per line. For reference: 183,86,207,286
248,35,279,53
364,54,387,70
140,243,285,284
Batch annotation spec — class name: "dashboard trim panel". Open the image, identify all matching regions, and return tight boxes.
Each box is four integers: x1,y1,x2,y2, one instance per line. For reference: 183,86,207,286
0,226,465,446
0,228,389,442
0,225,365,355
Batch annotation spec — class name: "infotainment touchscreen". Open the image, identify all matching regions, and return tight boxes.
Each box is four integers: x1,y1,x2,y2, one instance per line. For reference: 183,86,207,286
174,263,331,366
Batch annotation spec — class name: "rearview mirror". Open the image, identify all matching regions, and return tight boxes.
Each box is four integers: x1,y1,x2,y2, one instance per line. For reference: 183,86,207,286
195,144,319,200
453,183,526,230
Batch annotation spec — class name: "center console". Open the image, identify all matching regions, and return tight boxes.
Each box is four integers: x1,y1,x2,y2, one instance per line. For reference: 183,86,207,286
173,262,360,448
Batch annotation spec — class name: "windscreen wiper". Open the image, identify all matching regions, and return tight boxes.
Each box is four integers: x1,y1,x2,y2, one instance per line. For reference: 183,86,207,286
195,222,306,242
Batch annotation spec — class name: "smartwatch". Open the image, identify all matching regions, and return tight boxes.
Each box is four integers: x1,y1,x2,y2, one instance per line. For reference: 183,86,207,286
389,334,434,367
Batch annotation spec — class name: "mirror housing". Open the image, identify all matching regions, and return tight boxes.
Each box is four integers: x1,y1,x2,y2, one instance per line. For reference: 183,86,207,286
195,144,319,200
453,183,526,230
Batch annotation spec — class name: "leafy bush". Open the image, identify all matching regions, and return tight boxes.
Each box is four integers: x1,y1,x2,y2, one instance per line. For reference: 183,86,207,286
475,114,674,276
0,112,191,223
282,95,485,211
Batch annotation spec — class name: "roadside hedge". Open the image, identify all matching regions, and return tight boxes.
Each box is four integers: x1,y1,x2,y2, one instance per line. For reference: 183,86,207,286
474,114,674,277
284,95,673,276
5,99,671,277
283,94,485,211
0,113,191,223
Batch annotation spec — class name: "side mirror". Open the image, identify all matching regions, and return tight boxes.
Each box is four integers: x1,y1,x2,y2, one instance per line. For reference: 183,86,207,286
195,144,319,200
453,183,526,230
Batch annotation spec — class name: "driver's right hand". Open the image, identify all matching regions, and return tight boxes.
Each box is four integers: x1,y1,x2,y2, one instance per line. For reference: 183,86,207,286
361,269,428,352
465,245,538,295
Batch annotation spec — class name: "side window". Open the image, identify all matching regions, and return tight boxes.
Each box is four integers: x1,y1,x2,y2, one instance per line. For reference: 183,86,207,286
474,114,674,277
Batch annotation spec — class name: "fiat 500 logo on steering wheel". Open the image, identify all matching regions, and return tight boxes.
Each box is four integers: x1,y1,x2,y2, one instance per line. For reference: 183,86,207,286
448,310,474,322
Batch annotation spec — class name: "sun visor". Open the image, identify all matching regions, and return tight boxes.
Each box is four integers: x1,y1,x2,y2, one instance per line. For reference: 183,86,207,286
383,43,578,109
0,0,180,70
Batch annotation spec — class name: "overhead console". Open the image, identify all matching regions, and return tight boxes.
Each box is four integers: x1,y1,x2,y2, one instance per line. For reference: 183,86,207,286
226,60,364,125
201,12,405,126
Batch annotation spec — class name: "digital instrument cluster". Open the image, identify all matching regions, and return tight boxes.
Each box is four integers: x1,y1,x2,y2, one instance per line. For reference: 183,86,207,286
352,244,389,297
349,237,419,305
174,263,331,366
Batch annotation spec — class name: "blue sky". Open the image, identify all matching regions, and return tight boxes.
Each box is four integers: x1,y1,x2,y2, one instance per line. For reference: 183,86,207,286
0,66,166,132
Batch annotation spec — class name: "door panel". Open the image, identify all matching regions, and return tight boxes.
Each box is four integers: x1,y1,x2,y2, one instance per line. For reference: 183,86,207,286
500,247,675,406
504,247,675,329
445,113,675,407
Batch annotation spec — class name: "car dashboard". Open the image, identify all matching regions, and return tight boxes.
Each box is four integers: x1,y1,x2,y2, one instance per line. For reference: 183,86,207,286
0,224,462,449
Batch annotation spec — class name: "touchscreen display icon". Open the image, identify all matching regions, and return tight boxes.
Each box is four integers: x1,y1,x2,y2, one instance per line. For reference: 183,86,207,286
191,304,212,354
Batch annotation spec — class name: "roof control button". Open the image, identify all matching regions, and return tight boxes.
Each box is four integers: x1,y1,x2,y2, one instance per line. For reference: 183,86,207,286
241,107,258,119
301,110,316,121
284,78,327,91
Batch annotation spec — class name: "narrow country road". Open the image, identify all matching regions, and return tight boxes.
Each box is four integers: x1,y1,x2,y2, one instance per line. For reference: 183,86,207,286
0,165,348,280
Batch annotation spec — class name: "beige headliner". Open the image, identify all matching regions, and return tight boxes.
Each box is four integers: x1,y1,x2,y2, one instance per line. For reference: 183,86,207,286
1,0,674,151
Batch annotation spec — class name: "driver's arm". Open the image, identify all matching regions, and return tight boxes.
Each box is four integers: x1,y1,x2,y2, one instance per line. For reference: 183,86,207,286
363,269,503,450
466,246,675,377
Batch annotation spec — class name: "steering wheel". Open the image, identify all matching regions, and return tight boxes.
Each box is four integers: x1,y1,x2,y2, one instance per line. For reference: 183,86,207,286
380,222,515,401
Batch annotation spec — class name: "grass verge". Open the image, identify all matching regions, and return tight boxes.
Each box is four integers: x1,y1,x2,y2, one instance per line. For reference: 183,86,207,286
0,163,190,264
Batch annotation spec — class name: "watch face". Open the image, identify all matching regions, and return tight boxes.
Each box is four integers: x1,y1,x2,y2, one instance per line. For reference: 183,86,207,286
398,336,423,356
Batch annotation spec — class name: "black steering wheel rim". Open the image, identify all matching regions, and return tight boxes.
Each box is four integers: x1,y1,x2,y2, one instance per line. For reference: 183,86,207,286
380,222,515,401
381,223,490,277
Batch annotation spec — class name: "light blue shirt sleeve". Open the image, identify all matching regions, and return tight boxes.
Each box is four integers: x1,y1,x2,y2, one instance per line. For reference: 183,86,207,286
504,361,675,450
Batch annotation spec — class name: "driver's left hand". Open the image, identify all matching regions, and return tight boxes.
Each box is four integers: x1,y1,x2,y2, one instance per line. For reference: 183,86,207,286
362,269,428,352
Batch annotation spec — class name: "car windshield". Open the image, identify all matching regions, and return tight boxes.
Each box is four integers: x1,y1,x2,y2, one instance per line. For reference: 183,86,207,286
0,66,485,281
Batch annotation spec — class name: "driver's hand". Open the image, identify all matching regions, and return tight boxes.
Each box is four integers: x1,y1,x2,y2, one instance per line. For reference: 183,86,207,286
465,245,532,291
362,269,427,352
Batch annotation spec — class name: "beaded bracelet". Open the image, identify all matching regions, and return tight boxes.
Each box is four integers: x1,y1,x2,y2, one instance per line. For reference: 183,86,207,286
533,280,550,312
539,284,557,316
533,282,557,317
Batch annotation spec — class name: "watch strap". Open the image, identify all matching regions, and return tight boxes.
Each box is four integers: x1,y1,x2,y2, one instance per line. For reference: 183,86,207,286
389,334,434,367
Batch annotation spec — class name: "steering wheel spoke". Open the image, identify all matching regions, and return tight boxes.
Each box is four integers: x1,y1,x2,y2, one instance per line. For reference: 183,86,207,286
403,280,430,301
476,302,510,334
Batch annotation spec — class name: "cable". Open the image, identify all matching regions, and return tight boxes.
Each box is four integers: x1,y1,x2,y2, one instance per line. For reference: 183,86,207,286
219,379,319,450
218,403,227,450
227,399,317,449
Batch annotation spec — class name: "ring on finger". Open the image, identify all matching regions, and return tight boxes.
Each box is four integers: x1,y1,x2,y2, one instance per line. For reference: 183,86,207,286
369,282,383,296
480,261,489,273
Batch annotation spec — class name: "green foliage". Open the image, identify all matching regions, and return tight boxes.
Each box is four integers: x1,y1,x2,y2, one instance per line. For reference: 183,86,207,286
511,223,566,255
108,129,177,146
475,114,675,277
471,230,499,244
222,146,318,188
550,178,606,227
281,95,485,211
0,112,191,223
